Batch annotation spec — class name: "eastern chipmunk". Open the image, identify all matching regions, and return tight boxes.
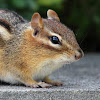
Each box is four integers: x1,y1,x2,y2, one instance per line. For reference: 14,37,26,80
0,9,84,88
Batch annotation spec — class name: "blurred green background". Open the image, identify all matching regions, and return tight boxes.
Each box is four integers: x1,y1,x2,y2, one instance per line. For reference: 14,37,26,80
0,0,100,52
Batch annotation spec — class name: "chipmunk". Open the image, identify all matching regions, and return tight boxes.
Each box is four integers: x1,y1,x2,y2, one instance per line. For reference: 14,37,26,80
0,9,84,88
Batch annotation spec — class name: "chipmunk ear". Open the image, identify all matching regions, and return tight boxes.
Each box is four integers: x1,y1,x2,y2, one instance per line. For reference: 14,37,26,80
47,9,60,21
31,13,43,29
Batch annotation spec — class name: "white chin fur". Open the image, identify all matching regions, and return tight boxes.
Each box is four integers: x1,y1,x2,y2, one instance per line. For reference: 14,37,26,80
54,55,76,65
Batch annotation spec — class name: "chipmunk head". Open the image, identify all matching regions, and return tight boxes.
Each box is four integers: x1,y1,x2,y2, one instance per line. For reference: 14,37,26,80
25,9,84,64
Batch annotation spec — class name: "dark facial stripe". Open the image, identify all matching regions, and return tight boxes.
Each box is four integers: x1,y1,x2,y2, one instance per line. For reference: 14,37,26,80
0,20,11,32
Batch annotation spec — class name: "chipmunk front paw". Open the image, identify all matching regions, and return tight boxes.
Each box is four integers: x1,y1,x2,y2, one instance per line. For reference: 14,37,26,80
38,82,52,88
26,83,40,88
26,82,52,88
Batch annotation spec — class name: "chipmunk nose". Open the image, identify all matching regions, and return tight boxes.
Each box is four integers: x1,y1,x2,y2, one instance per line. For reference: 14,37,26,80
75,49,84,60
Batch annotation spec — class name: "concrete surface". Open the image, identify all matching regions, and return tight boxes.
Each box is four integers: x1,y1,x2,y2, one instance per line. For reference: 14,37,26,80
0,53,100,100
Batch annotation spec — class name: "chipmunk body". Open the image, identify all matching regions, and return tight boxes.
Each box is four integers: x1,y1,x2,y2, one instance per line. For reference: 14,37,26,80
0,9,84,88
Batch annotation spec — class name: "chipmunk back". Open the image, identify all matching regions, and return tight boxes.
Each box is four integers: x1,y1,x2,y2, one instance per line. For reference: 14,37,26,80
0,9,84,88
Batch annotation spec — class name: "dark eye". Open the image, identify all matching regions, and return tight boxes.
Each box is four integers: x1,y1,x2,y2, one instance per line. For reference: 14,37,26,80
49,36,60,44
33,29,39,36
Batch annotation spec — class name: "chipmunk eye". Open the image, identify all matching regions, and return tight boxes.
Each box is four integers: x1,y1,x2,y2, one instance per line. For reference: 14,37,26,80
50,36,60,44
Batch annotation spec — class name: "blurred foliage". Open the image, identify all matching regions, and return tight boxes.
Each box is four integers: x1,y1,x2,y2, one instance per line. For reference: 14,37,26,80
0,0,100,52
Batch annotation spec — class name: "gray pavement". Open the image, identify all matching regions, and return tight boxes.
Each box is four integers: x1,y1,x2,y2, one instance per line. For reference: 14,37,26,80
0,53,100,100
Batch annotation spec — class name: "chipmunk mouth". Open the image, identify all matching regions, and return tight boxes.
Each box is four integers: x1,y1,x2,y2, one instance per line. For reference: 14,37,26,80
53,50,83,64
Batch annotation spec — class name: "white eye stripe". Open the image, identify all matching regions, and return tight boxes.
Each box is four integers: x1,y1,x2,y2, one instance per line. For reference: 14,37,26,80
49,31,62,40
45,28,62,41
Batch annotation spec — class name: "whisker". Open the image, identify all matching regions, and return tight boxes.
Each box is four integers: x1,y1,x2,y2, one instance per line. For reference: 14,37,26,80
79,33,87,46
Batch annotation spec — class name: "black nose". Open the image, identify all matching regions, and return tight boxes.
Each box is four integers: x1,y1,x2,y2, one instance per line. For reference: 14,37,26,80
75,49,83,60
